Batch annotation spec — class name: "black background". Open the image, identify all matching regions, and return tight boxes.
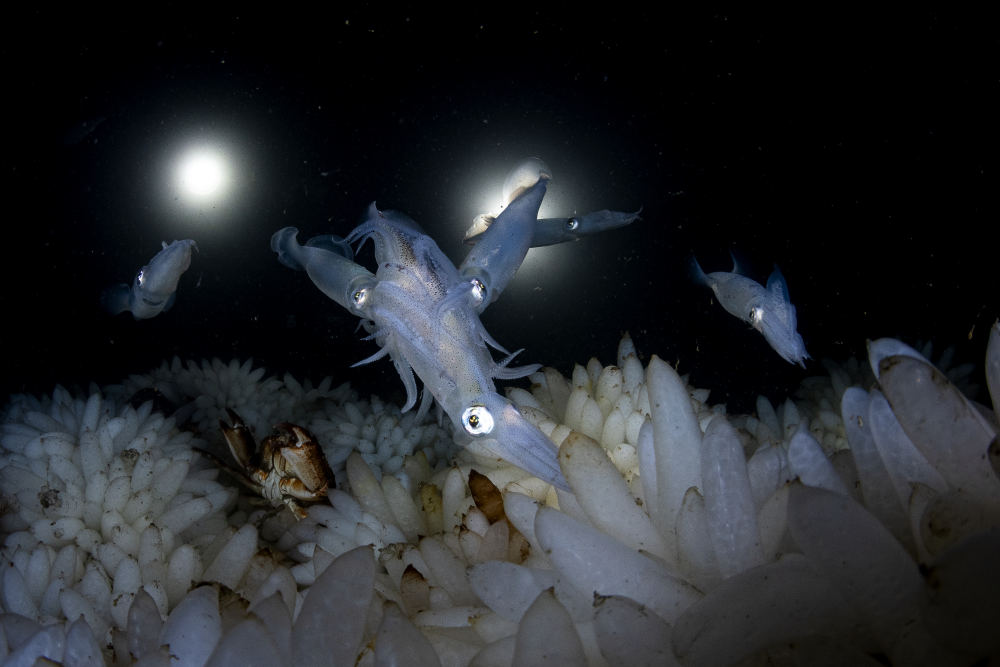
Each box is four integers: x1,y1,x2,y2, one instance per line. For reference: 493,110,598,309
4,8,997,415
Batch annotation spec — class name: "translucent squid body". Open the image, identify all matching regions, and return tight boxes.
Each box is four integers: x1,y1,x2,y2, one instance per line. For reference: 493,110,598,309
101,239,196,320
693,255,811,368
272,159,639,490
462,158,642,247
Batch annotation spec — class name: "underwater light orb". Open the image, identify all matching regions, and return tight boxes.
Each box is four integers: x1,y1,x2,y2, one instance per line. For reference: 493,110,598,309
162,140,243,224
180,152,225,194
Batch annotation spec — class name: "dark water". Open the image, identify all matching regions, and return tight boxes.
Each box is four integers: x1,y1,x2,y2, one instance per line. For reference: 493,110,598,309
4,9,996,416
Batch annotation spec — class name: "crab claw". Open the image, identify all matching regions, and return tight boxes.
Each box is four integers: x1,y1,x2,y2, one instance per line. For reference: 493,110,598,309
220,408,255,469
273,422,335,494
278,477,329,501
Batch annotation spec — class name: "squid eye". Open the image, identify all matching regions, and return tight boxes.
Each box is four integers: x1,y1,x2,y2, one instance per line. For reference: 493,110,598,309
461,405,494,436
565,218,579,231
136,270,144,284
352,287,369,307
470,278,486,303
750,306,763,324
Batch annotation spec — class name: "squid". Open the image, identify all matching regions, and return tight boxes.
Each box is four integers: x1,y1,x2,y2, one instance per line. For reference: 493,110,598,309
101,239,196,320
463,208,642,247
272,159,639,490
693,254,811,368
462,157,641,246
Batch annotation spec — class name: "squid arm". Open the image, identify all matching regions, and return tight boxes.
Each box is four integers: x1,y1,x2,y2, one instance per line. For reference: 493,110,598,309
452,393,569,491
758,265,811,368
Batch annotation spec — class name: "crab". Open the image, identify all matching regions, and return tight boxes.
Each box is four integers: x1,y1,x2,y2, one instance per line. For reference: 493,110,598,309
210,408,334,519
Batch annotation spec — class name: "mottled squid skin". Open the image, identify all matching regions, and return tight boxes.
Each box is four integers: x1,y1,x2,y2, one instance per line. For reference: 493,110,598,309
273,162,576,489
101,239,196,319
693,255,811,368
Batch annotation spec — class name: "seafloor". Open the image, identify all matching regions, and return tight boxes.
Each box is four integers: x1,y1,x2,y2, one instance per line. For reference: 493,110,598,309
1,326,997,666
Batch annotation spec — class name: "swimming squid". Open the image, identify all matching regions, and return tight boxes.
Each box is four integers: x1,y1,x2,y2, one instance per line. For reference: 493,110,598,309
463,209,643,247
272,158,640,489
693,254,811,367
101,240,197,319
463,157,641,247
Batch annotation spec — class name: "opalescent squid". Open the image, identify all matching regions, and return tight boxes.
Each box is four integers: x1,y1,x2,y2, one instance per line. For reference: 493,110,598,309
463,156,641,247
271,157,639,489
101,240,196,320
463,209,643,247
693,255,810,368
271,191,570,490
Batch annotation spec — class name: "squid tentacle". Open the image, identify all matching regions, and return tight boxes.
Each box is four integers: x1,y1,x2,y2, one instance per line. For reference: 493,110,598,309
350,345,391,367
272,159,636,490
492,346,542,380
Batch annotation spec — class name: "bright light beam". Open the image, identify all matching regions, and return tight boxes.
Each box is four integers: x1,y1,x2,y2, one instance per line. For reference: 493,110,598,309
180,152,225,194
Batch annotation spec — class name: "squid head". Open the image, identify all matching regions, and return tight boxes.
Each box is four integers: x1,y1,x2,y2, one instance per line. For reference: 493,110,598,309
693,254,810,368
270,227,376,318
101,239,196,320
